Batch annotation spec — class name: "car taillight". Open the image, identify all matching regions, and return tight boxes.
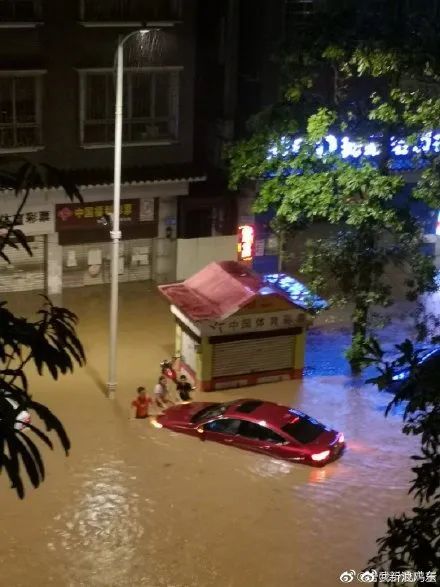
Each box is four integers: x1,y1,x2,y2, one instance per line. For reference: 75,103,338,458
338,432,344,444
311,450,330,462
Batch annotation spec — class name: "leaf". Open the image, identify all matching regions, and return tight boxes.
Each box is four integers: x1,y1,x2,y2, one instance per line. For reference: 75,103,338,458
28,400,71,454
16,431,45,482
25,423,54,450
12,228,32,256
6,434,40,489
0,454,25,499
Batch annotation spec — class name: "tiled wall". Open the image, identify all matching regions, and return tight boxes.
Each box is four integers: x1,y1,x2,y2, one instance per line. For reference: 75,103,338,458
62,238,153,288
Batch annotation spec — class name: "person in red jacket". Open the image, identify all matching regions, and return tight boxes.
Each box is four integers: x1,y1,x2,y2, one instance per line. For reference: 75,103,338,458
131,387,152,419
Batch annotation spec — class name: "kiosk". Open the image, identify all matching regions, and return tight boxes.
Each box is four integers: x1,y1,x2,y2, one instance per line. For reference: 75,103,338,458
159,261,325,391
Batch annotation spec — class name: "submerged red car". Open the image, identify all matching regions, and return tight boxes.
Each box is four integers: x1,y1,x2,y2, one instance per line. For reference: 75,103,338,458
157,399,345,466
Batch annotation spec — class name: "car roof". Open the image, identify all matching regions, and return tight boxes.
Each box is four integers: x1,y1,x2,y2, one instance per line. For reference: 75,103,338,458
419,347,440,363
226,400,303,428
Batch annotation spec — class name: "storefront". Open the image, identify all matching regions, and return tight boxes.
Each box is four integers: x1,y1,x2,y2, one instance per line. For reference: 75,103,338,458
0,191,55,293
55,196,158,288
0,166,207,294
159,261,325,391
49,176,207,292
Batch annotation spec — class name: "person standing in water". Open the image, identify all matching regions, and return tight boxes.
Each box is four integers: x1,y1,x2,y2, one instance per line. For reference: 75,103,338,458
131,387,152,419
154,375,174,409
175,374,193,402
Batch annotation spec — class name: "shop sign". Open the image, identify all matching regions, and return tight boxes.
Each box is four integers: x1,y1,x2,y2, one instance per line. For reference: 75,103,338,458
56,199,140,230
0,208,53,235
200,310,305,336
237,224,255,262
268,131,440,166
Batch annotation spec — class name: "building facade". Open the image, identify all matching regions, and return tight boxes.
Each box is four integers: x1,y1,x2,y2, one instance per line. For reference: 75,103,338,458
0,0,240,293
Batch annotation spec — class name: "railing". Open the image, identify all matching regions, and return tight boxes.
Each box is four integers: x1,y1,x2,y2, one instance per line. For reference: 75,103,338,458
0,0,41,21
82,117,178,145
79,0,182,22
284,0,314,30
0,124,42,150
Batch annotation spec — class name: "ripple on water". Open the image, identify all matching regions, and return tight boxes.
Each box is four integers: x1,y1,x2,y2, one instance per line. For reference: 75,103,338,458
49,458,151,586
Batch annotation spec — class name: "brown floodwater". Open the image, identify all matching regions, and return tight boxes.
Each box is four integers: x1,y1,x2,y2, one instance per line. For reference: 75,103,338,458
0,283,419,587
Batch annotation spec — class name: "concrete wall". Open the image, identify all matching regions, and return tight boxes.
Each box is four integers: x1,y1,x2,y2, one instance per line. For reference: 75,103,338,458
176,235,236,280
151,196,178,283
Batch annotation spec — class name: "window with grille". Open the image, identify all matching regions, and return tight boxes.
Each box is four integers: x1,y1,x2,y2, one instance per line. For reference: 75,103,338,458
0,73,43,151
284,0,315,32
79,68,181,146
0,0,40,21
79,0,182,22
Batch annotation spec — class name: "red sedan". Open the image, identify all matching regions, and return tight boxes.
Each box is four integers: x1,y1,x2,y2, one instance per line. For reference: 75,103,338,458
157,399,345,466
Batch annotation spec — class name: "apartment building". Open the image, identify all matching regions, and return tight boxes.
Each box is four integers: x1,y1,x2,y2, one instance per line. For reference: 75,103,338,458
0,0,240,294
198,0,440,269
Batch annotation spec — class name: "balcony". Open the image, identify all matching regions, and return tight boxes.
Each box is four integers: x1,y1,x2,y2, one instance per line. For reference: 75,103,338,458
79,0,182,27
0,0,42,27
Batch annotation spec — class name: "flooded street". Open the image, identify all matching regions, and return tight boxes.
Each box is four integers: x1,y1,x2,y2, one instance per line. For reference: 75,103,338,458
0,283,420,587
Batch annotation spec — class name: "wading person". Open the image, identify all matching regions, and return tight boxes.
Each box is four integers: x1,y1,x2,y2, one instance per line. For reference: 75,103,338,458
154,375,174,410
131,387,152,419
176,374,193,402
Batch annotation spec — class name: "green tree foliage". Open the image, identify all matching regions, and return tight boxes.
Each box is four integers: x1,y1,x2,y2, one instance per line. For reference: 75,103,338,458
364,338,440,585
0,159,85,498
227,8,440,371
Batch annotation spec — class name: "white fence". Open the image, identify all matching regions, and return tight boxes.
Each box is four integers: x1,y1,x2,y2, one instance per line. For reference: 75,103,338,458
176,235,236,281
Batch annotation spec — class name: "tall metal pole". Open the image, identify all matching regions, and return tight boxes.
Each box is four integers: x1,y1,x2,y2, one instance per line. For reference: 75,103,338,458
108,39,124,398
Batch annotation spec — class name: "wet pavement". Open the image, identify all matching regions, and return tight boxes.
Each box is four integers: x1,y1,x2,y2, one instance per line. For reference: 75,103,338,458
0,282,424,587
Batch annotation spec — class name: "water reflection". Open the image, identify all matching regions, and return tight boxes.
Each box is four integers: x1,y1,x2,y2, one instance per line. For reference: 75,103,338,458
308,467,328,484
52,459,149,587
0,284,421,587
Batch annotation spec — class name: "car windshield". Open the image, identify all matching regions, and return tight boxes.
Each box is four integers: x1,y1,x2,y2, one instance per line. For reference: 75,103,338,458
235,400,263,414
282,417,325,444
191,401,237,424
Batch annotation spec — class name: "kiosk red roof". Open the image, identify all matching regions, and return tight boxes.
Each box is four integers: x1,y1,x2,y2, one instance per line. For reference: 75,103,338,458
159,261,273,321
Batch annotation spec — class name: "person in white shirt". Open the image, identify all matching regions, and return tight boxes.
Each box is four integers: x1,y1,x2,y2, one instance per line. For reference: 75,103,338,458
154,375,174,409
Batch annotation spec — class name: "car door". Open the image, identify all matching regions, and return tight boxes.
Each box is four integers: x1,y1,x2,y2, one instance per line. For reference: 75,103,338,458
232,421,283,455
201,418,242,447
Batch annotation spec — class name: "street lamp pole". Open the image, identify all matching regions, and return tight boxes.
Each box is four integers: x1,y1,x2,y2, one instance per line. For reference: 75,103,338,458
108,29,149,398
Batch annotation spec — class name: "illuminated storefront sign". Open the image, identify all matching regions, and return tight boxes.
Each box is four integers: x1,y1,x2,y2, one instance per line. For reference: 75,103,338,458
268,131,440,168
238,224,255,261
55,199,143,231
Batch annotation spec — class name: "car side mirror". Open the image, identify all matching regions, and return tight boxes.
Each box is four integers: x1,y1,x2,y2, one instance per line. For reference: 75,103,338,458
197,427,206,440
